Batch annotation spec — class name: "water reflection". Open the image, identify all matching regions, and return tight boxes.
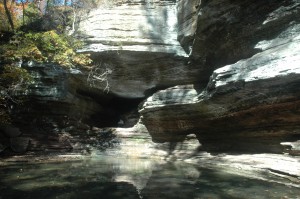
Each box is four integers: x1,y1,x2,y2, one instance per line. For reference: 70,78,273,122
0,155,299,199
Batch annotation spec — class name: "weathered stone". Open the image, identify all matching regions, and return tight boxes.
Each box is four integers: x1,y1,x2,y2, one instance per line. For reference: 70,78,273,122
10,137,30,153
140,23,300,153
179,0,300,68
77,0,185,56
177,0,200,53
86,51,206,98
15,63,120,130
75,0,209,98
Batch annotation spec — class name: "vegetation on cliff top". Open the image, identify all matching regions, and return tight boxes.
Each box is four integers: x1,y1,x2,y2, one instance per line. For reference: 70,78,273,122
0,0,98,125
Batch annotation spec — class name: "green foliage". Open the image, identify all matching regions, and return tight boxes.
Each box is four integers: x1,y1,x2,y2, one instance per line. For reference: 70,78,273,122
23,3,42,25
0,65,32,89
0,30,92,68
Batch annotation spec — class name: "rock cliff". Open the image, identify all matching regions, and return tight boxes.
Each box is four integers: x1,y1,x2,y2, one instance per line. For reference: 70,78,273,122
2,0,300,155
140,0,300,153
178,0,300,68
76,0,208,98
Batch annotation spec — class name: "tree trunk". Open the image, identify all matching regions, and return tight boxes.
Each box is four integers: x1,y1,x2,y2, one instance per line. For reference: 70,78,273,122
21,0,25,26
3,0,15,31
68,8,76,35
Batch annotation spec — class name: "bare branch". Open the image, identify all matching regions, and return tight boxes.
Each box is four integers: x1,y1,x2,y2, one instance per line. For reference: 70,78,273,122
87,62,112,93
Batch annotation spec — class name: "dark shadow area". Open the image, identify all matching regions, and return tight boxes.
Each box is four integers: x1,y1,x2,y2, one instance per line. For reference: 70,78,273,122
0,181,140,199
76,88,144,127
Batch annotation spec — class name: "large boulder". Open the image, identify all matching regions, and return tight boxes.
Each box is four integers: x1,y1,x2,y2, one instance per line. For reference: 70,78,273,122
139,22,300,153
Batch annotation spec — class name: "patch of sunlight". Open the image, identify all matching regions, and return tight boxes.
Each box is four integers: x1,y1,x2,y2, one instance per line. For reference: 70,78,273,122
214,39,300,88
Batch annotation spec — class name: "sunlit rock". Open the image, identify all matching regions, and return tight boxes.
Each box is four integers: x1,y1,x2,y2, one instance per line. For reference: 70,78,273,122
77,0,185,56
75,0,207,98
140,23,300,153
180,0,300,68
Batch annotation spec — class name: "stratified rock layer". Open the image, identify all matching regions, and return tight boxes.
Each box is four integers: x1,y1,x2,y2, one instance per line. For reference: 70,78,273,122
140,22,300,153
76,0,208,98
77,0,184,55
179,0,300,68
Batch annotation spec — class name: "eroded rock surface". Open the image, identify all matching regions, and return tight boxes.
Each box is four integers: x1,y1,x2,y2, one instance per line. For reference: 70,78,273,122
77,0,184,55
179,0,300,68
76,0,208,98
140,22,300,153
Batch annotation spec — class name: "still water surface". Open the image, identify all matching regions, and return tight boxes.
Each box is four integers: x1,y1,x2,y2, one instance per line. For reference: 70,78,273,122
0,154,299,199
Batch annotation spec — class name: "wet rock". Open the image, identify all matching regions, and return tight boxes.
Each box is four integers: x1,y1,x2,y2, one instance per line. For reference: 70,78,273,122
10,137,30,153
184,153,300,188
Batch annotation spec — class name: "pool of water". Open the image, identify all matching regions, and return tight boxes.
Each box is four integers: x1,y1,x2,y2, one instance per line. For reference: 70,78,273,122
0,154,299,199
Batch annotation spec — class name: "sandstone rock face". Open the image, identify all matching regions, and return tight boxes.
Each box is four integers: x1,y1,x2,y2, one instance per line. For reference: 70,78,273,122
140,22,300,153
87,51,204,98
76,0,207,98
179,0,300,68
77,0,184,55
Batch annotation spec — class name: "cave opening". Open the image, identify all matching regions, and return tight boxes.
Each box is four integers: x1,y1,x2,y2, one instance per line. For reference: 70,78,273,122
76,88,145,128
